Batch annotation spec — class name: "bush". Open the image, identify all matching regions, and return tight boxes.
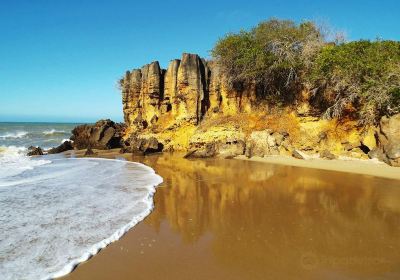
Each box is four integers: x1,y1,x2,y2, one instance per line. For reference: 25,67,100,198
310,40,400,124
211,19,324,102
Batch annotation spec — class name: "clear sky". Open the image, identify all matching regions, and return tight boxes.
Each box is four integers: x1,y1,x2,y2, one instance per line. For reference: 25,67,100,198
1,0,399,123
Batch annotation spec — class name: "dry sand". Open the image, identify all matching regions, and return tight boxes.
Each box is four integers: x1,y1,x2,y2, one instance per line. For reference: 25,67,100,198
60,151,400,280
237,155,400,180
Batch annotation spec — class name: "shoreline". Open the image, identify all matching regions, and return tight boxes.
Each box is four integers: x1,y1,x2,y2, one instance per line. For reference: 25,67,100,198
236,155,400,181
66,148,400,181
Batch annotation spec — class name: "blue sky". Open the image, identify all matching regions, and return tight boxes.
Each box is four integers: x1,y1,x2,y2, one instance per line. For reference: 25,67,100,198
0,0,399,122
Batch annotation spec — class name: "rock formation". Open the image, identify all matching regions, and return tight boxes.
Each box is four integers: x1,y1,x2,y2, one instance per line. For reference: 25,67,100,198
375,114,400,166
120,53,399,166
71,119,125,150
47,140,73,154
27,146,44,156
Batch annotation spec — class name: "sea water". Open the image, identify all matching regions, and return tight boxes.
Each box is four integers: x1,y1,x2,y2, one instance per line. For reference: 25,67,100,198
0,123,163,280
0,122,77,149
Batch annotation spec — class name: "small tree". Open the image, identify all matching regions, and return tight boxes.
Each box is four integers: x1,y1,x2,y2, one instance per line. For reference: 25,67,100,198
212,18,324,102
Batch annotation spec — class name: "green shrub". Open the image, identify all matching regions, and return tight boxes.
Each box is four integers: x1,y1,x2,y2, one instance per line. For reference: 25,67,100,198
310,40,400,124
211,19,324,102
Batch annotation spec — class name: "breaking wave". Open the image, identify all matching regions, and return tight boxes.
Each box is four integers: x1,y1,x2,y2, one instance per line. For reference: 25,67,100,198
0,131,28,139
0,152,162,280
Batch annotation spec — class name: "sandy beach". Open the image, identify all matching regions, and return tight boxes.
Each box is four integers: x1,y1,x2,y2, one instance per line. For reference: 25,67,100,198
237,155,400,180
60,151,400,280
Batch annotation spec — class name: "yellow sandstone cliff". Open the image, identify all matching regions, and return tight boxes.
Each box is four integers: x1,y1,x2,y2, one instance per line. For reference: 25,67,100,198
120,53,399,166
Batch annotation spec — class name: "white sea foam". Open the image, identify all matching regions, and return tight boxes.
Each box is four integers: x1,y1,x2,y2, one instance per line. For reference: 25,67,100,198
61,138,72,144
0,146,51,180
43,129,67,135
0,131,28,139
0,156,163,280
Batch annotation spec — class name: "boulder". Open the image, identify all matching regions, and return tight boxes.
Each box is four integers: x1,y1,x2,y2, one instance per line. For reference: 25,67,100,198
186,126,245,158
246,130,273,157
320,150,336,160
368,148,390,164
71,119,125,150
139,137,164,155
27,146,44,156
47,141,73,154
245,130,292,158
184,143,217,158
377,114,400,166
185,140,245,159
127,136,164,155
292,150,305,160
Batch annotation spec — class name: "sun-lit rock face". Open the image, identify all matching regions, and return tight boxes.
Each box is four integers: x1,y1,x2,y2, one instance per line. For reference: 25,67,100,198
119,53,400,165
162,59,180,115
122,69,142,125
121,53,257,131
140,61,162,125
377,113,400,166
175,53,208,124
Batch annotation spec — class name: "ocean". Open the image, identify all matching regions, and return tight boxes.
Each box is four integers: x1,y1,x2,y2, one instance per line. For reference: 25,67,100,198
0,122,162,280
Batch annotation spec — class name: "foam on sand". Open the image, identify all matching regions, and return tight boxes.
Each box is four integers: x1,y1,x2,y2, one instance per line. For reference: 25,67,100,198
0,146,51,179
0,156,163,280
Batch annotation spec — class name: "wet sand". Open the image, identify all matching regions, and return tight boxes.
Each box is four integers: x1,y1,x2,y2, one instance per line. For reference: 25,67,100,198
62,151,400,280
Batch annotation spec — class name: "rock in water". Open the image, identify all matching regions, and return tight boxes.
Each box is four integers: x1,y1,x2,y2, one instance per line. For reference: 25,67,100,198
47,141,73,154
71,119,125,150
27,146,44,156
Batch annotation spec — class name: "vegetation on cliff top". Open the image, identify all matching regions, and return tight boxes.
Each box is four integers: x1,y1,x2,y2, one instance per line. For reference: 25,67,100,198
212,19,400,124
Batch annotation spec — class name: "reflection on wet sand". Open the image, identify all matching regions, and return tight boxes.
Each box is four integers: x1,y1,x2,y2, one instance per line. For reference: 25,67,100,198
64,153,400,280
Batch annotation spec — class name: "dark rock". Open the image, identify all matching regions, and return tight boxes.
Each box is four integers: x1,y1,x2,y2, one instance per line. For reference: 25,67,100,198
84,147,96,156
47,141,73,154
320,150,336,160
140,137,164,155
71,119,125,150
292,150,305,160
358,143,371,155
128,136,164,155
27,146,43,156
